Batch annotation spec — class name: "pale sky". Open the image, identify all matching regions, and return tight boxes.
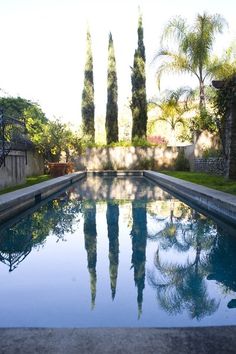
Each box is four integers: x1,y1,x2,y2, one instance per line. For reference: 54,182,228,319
0,0,236,128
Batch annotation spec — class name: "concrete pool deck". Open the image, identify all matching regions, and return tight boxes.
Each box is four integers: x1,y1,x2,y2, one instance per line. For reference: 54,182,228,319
0,327,236,353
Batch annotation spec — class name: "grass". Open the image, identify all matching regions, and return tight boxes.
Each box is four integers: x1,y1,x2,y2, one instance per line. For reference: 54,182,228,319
0,174,51,195
161,171,236,195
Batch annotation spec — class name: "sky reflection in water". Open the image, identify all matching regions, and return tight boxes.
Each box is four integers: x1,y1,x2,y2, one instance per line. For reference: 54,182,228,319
0,176,236,327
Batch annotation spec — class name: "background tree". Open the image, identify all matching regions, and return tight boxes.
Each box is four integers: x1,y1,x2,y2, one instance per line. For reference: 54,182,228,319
153,13,226,133
131,14,148,141
0,96,81,162
149,87,193,146
0,96,47,147
106,33,118,144
81,29,95,142
82,30,95,142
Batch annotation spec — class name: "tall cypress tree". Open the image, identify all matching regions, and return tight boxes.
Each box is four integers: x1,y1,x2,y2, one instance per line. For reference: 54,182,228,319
81,29,95,142
106,32,118,144
131,14,147,141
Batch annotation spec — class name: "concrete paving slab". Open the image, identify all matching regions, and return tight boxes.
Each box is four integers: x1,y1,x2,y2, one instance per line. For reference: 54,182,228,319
0,327,236,354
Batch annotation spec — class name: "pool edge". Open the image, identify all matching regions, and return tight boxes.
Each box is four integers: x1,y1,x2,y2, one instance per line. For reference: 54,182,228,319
0,171,86,223
144,170,236,225
0,326,235,353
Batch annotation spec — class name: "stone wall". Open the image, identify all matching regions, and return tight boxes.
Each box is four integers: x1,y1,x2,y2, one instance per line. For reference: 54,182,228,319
0,150,44,190
194,157,225,176
74,146,192,171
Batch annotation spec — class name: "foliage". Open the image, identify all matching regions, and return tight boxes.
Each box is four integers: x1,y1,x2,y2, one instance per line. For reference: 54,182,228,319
0,96,48,147
131,14,148,140
211,75,236,157
147,135,167,146
82,29,95,142
38,119,81,162
211,44,236,80
0,96,82,162
153,12,226,136
174,149,190,171
106,33,118,144
150,87,193,145
162,171,236,195
201,147,222,158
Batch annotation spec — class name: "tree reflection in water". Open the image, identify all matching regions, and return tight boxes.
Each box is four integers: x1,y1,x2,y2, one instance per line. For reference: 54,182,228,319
106,201,119,300
0,191,81,272
83,201,97,309
131,201,148,318
207,226,236,309
148,202,220,320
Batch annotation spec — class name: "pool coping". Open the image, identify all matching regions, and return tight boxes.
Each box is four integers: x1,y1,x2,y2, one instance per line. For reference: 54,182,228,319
144,170,236,225
0,171,86,223
0,327,236,353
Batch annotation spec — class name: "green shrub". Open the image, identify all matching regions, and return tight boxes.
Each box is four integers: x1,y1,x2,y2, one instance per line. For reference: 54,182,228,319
202,147,222,158
102,161,114,170
174,150,190,171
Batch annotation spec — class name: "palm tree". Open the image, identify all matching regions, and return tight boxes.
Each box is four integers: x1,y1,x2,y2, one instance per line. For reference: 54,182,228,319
149,87,193,146
153,13,226,109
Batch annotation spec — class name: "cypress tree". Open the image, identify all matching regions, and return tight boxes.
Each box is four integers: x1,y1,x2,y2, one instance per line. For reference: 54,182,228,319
82,29,95,142
106,32,118,144
131,14,147,141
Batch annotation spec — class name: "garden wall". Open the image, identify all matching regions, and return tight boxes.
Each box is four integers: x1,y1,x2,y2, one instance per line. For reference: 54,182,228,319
74,146,193,171
194,157,225,176
0,150,44,190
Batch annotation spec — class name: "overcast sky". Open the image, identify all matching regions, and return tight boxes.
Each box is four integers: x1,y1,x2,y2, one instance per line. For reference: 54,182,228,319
0,0,235,127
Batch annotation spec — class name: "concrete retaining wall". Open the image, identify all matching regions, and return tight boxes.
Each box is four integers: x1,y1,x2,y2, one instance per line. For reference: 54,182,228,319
74,146,193,171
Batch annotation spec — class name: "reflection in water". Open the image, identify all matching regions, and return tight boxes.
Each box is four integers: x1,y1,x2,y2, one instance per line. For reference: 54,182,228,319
107,202,119,300
148,205,219,320
83,201,97,309
1,177,236,326
207,227,236,309
131,201,147,318
0,191,81,271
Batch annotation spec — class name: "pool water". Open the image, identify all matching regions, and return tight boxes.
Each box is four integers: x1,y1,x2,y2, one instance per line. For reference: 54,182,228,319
0,176,236,327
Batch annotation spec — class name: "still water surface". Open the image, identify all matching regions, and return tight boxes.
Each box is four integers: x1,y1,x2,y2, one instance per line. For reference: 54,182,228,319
0,176,236,327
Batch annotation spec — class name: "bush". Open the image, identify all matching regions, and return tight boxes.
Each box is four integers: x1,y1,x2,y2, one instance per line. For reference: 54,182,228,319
202,147,222,158
102,161,114,170
147,135,168,147
174,150,190,171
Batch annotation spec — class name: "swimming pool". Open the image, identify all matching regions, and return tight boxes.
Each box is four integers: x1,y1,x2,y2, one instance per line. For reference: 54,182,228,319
0,176,236,327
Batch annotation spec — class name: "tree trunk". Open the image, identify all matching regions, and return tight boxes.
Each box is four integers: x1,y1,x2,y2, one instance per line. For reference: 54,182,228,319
225,100,236,179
